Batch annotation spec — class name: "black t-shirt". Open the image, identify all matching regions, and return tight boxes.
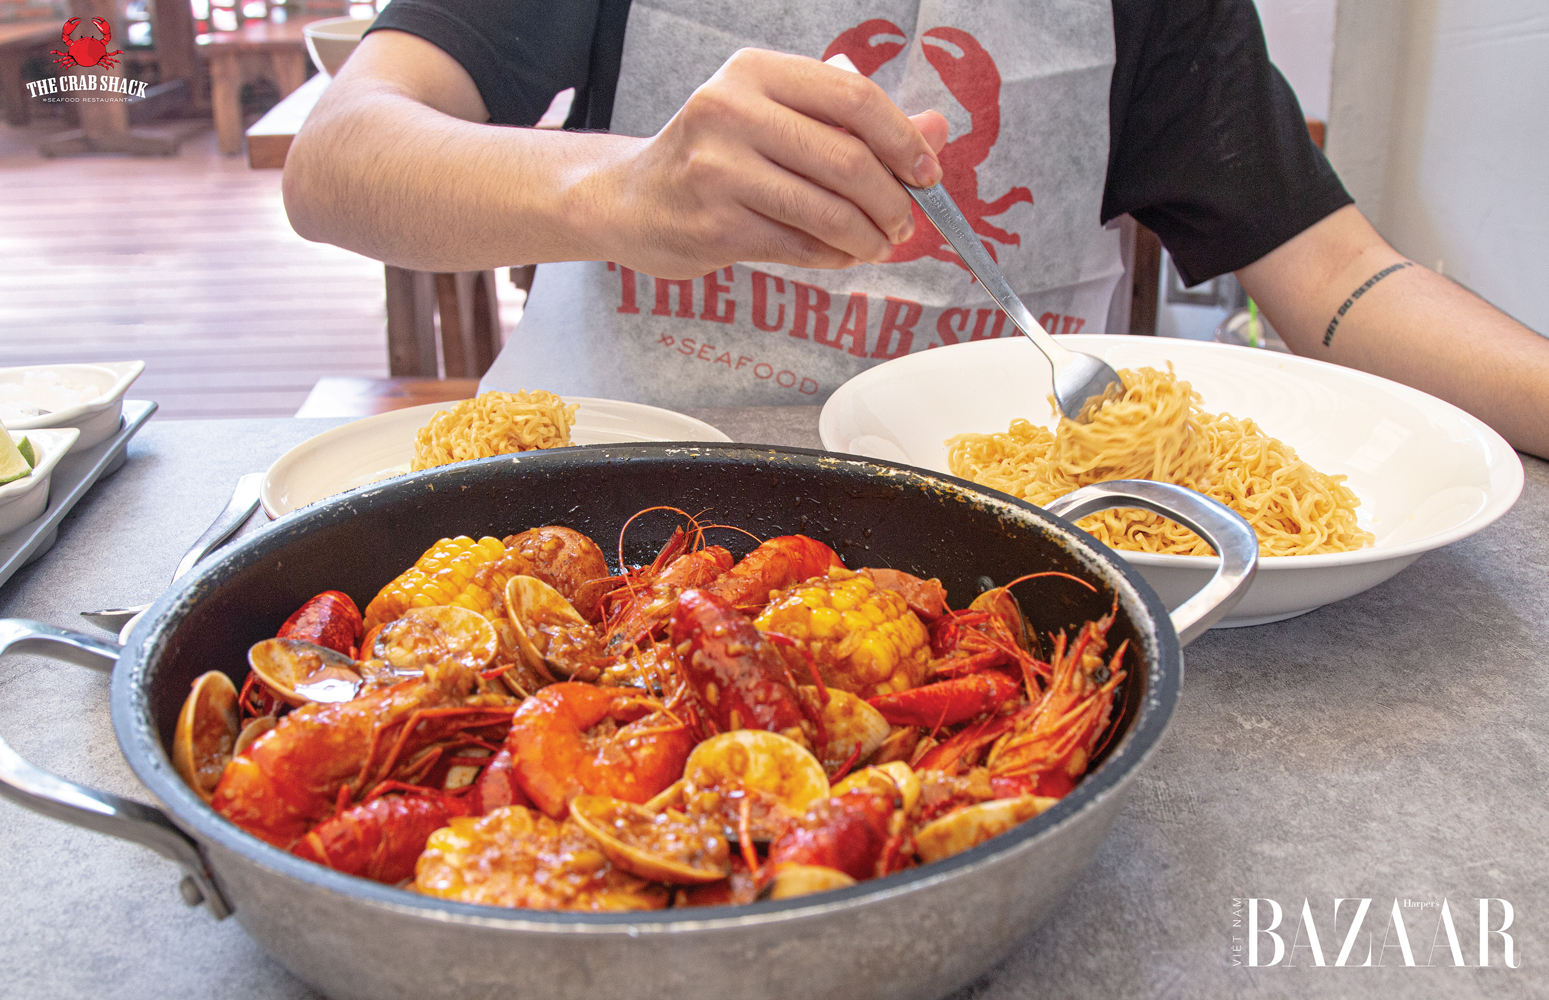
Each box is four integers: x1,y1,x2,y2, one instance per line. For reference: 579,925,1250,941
369,0,1350,286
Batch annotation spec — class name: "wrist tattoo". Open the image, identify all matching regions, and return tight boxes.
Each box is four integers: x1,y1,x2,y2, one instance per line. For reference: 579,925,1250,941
1322,261,1414,347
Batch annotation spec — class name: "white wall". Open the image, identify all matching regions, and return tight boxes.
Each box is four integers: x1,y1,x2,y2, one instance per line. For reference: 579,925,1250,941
1163,0,1547,340
1328,0,1549,334
1254,0,1337,121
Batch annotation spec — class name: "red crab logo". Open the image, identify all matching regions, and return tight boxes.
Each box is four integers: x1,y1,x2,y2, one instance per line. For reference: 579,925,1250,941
824,20,1033,271
51,17,123,70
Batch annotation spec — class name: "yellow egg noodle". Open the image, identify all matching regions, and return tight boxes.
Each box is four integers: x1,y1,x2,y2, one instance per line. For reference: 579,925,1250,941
946,366,1374,557
412,390,578,471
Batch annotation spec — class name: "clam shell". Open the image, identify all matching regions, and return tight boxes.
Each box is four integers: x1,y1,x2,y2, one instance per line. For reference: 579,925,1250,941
172,671,239,802
569,795,731,885
248,638,363,706
684,730,829,815
913,795,1057,864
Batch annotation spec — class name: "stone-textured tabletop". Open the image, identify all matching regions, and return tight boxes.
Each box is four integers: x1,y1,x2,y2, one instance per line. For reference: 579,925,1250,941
0,411,1544,1000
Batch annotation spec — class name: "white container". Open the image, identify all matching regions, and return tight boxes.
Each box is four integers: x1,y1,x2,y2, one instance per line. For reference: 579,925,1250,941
0,428,81,536
0,361,145,452
303,16,374,77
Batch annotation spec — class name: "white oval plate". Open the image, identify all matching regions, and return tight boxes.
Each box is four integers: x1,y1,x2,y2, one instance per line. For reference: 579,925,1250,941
0,361,144,452
264,397,733,518
819,336,1525,627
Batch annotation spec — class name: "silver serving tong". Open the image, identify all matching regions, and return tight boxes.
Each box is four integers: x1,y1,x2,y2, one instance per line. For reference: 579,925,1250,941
827,54,1126,421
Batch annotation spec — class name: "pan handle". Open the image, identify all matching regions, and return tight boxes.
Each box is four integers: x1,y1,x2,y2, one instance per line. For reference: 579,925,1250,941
1045,481,1258,645
0,620,232,919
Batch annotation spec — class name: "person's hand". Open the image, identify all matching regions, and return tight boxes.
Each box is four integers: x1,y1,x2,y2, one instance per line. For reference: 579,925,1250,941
590,48,948,279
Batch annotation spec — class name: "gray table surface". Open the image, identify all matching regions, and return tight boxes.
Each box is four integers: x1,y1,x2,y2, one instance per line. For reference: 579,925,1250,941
0,410,1544,1000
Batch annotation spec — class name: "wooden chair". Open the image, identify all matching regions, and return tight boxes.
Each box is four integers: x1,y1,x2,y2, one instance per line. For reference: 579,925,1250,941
248,77,529,397
298,265,536,415
383,263,535,379
198,17,317,155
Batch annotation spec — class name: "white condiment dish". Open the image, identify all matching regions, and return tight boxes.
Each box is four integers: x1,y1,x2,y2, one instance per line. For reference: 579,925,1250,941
0,427,81,537
0,362,145,452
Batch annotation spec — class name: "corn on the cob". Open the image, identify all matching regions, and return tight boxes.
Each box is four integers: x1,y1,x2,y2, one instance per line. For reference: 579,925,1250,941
363,536,508,631
754,567,929,699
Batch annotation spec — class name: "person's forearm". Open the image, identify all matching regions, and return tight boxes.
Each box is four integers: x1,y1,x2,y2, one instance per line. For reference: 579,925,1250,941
283,33,942,280
284,81,637,272
1239,206,1549,458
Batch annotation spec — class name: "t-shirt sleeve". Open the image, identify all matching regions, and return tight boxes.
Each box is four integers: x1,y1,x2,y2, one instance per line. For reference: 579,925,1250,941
1103,0,1353,286
366,0,628,129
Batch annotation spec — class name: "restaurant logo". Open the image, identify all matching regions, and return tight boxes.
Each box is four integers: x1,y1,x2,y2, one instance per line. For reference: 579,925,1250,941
26,17,147,102
823,21,1034,272
1230,897,1522,968
51,17,122,69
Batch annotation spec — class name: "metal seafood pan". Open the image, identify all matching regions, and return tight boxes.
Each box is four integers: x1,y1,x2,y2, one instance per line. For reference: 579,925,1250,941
0,445,1256,1000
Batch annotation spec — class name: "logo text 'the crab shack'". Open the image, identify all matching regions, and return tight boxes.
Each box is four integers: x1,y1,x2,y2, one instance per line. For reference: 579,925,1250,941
25,16,148,100
27,74,148,99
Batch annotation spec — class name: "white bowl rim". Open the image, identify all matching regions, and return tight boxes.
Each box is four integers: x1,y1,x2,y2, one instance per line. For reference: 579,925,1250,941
822,335,1526,571
0,361,144,431
262,396,735,518
302,15,376,39
0,426,81,501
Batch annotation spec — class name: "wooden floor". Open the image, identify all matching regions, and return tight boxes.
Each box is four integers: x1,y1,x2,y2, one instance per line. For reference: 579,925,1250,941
0,116,522,419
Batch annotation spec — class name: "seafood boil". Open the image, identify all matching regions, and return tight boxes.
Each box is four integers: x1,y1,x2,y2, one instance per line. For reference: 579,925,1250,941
174,514,1129,910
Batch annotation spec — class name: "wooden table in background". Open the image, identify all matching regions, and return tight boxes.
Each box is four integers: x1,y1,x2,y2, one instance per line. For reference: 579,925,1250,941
245,68,325,168
29,0,199,154
199,18,319,156
0,22,56,126
294,376,478,417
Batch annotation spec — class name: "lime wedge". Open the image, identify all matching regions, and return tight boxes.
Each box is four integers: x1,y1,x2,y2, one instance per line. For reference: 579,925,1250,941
0,428,31,485
16,436,35,468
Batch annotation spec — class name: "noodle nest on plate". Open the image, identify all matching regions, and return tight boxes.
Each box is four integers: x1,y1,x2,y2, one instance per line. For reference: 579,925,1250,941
412,390,578,471
946,366,1374,557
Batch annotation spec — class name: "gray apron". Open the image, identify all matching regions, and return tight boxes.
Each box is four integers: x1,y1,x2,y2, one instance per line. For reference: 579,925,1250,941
482,0,1121,409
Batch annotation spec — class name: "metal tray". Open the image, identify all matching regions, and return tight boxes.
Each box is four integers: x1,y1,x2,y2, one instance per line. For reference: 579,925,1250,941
0,399,157,591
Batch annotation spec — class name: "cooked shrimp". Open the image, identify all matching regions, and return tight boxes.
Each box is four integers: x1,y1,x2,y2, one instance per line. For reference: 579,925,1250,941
493,526,613,621
705,535,843,611
504,682,694,819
